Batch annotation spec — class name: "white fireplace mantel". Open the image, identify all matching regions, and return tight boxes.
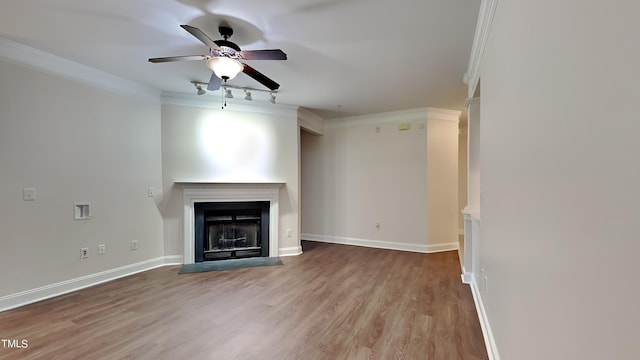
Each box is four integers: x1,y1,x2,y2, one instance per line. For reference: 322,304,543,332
177,182,284,264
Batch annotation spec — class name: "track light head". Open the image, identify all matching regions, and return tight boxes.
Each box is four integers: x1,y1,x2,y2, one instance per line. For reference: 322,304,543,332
244,90,252,101
269,93,276,104
195,85,206,96
225,89,234,99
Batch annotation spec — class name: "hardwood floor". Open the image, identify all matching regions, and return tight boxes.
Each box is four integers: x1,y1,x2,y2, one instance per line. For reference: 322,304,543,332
0,241,488,360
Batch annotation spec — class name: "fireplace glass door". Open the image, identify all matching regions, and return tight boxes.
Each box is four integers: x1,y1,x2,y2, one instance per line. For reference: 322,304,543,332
194,201,270,261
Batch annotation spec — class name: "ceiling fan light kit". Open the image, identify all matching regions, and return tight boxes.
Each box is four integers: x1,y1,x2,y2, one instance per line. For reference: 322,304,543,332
207,57,244,80
149,23,287,109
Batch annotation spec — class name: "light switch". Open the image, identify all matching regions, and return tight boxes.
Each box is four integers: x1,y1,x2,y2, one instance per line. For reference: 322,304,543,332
23,188,36,201
74,203,91,220
398,123,410,131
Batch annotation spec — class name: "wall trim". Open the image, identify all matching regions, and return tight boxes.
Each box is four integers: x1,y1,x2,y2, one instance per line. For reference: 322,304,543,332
464,0,499,98
0,37,161,103
468,276,501,360
465,97,481,108
461,272,473,284
298,107,325,135
279,246,303,257
325,107,461,129
177,182,284,264
0,256,179,313
301,234,458,253
163,255,184,265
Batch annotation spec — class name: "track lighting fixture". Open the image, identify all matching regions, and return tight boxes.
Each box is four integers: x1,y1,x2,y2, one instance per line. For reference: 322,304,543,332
189,81,278,108
194,83,206,95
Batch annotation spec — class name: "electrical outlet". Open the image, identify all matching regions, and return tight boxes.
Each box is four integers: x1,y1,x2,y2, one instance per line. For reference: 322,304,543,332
98,244,106,254
286,229,292,237
131,240,138,251
80,248,89,260
23,188,36,201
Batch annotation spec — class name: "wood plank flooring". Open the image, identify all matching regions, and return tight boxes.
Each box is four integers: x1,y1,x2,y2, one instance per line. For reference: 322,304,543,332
0,241,488,360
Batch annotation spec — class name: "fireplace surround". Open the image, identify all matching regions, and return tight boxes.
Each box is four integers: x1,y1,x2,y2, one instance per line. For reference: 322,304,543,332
179,182,283,264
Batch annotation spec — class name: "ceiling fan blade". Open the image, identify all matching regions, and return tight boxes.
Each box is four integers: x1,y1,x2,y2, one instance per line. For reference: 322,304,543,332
242,64,280,90
207,72,222,91
240,49,287,60
180,24,220,50
148,55,208,63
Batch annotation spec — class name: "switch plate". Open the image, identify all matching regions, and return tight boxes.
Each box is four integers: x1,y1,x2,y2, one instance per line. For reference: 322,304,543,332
80,248,89,260
147,187,157,197
131,240,138,250
23,188,36,201
98,244,106,254
286,229,292,237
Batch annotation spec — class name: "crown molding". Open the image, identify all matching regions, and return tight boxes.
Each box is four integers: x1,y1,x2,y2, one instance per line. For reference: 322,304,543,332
297,107,324,135
465,97,481,108
0,37,161,103
161,91,299,117
325,107,461,129
464,0,499,98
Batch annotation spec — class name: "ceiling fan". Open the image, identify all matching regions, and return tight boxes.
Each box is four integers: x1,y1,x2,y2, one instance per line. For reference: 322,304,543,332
149,24,287,91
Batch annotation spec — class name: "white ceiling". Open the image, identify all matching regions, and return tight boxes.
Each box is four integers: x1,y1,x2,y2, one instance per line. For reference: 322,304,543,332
0,0,480,119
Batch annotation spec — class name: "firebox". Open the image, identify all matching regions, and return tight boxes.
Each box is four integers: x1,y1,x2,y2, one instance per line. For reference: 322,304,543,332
194,201,270,261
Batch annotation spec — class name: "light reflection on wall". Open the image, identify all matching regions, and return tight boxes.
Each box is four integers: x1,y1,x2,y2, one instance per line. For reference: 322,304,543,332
199,113,276,181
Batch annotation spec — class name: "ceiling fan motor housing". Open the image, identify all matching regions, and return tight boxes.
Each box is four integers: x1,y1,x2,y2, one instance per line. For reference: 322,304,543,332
219,25,234,40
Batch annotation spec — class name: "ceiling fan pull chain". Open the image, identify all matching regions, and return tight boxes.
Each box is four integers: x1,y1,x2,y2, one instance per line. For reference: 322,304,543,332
222,84,226,109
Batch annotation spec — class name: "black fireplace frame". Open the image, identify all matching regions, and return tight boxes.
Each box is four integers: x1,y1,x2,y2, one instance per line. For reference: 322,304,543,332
194,201,270,262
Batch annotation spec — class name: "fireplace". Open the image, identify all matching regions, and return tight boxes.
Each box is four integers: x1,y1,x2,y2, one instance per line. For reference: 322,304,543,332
194,201,269,261
179,182,283,264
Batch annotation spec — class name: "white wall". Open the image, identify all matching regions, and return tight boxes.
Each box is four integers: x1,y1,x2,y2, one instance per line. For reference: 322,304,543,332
477,1,640,359
426,116,460,247
467,99,481,214
458,125,468,234
301,108,460,252
0,60,164,299
159,102,301,257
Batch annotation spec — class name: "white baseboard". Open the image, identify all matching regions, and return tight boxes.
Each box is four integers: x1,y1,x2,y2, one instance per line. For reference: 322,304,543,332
461,272,473,284
0,256,178,312
301,233,458,253
468,276,501,360
279,246,303,257
163,255,184,265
